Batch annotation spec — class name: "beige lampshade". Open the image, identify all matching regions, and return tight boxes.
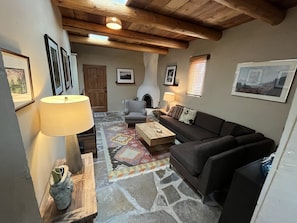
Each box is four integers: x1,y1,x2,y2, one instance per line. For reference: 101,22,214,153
163,92,175,102
40,95,94,136
106,16,122,30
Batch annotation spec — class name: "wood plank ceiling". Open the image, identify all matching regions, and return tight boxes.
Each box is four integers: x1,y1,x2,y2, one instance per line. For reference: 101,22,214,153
52,0,297,54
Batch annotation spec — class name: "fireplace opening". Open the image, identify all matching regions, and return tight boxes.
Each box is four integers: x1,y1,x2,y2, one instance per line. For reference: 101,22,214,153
142,94,153,108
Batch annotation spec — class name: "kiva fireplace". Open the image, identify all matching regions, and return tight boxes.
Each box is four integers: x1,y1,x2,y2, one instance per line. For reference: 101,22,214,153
137,53,160,108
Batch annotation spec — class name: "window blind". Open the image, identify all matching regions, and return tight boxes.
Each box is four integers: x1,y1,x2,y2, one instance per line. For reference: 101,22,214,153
187,55,208,97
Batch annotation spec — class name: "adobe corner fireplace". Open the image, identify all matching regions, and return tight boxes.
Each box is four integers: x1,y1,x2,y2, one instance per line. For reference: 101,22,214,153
137,53,160,108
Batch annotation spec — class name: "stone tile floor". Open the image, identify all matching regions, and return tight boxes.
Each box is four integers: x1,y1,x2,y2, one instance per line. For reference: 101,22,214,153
93,112,222,222
93,156,221,222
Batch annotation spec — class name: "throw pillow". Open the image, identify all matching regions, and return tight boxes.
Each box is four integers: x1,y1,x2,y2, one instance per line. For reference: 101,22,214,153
172,105,184,120
168,106,175,117
179,107,197,125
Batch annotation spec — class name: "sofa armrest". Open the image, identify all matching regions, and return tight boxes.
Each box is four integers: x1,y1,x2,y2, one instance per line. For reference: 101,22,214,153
141,108,147,116
197,146,245,196
124,107,129,115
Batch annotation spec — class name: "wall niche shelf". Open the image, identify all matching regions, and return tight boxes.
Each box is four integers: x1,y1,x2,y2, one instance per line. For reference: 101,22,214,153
163,83,179,87
115,81,135,85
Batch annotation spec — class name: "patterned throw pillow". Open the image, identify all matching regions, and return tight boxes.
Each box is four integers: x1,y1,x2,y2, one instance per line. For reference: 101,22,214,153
168,106,175,117
172,105,184,120
179,107,197,125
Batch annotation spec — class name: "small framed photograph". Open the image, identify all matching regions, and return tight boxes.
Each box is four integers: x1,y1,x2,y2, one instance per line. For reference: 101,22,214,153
44,34,63,95
164,65,177,85
60,47,71,89
1,49,34,111
116,68,134,84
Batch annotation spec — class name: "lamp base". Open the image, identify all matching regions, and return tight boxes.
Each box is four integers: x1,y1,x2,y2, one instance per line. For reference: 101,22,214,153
65,134,83,174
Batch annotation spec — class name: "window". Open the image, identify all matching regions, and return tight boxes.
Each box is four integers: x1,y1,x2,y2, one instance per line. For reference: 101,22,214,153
187,55,209,97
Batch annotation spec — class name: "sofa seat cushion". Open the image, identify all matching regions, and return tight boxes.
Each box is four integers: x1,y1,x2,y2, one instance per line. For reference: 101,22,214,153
125,112,147,123
170,135,237,176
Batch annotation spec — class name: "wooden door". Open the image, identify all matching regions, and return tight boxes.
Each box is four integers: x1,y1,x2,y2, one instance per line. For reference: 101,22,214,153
83,65,107,112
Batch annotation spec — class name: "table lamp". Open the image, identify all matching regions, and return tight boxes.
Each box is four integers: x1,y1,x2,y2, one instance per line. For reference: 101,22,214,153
40,95,94,174
163,92,175,111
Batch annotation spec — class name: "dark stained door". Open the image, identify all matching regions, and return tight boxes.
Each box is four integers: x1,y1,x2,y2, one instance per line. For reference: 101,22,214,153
83,65,107,112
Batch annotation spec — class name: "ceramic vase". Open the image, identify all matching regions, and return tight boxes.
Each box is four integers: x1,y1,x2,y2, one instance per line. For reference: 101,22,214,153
49,165,74,210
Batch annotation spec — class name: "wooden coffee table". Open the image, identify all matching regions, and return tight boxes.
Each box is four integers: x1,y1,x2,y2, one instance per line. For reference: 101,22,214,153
135,121,176,152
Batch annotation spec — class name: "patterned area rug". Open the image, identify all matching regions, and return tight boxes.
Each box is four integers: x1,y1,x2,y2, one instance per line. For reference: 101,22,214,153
100,122,171,182
94,111,124,123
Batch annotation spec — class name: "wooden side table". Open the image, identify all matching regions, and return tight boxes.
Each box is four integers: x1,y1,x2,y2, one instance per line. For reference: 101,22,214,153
78,125,97,158
40,153,97,222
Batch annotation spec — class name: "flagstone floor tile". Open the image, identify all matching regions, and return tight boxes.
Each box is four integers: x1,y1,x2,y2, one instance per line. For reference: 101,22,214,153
162,185,181,204
128,210,178,223
117,173,158,210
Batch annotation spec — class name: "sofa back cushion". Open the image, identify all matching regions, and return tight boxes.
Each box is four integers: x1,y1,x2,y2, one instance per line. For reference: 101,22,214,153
220,121,255,137
235,133,264,145
243,138,275,164
124,100,146,114
194,111,225,135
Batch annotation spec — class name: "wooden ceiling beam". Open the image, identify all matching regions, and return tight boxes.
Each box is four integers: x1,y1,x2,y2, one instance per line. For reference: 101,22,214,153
214,0,285,25
62,18,188,49
69,35,168,55
52,0,222,41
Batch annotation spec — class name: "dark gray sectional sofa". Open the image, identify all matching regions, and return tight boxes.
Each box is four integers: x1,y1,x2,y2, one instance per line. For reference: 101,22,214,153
159,108,275,202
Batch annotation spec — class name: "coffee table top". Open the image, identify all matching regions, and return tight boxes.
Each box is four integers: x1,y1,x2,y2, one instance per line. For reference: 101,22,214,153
136,121,175,146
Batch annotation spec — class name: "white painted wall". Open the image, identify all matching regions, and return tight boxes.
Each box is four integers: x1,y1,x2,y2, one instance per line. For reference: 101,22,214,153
158,7,297,144
0,50,41,222
0,0,78,221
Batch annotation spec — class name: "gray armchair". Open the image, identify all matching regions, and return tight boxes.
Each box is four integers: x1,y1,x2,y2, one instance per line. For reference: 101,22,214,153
124,100,147,126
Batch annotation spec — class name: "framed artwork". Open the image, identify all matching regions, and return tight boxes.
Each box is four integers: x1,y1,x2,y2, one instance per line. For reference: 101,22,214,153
0,49,34,111
60,47,71,89
44,34,63,95
68,55,73,88
116,68,134,84
164,65,177,85
231,59,297,103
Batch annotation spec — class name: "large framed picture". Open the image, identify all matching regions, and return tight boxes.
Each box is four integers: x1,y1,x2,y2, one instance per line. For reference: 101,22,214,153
0,49,34,111
231,59,297,103
164,65,177,85
44,34,63,95
60,47,71,89
116,68,134,84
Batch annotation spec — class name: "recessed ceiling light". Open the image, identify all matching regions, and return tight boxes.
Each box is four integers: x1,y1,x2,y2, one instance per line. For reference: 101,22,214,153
88,34,109,41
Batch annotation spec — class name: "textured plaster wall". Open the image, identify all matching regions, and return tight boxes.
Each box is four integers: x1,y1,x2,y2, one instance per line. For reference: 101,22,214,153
0,0,78,220
71,44,145,111
158,7,297,143
0,52,41,222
